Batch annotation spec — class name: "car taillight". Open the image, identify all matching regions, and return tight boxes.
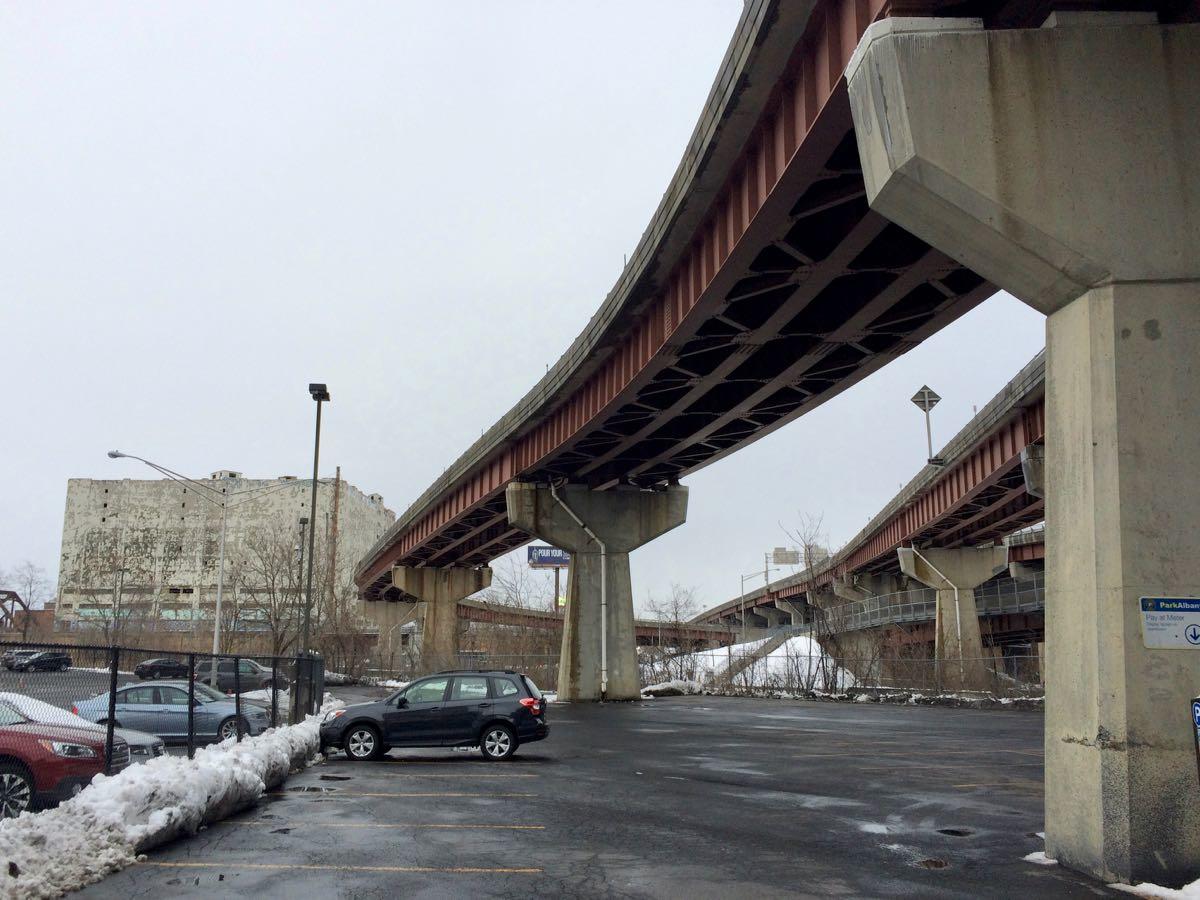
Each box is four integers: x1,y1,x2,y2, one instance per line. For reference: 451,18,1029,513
519,697,542,715
71,705,78,715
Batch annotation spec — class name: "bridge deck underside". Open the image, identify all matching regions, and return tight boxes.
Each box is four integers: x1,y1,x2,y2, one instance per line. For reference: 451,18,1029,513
364,102,994,601
356,0,1194,603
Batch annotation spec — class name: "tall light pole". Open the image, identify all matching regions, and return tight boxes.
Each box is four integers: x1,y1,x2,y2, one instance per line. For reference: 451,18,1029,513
108,450,233,657
301,384,330,654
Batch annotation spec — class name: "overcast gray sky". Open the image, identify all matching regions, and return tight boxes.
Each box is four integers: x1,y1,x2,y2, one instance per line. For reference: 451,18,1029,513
1,2,1045,614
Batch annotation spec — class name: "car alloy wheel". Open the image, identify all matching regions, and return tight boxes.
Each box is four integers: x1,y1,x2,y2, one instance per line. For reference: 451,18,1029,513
482,726,514,760
346,727,377,760
0,770,32,819
218,718,240,741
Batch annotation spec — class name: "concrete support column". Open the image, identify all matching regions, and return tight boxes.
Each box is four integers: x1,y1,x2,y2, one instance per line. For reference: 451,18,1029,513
760,606,789,629
506,483,688,700
848,15,1200,886
361,599,421,670
776,599,808,628
392,566,492,674
898,546,1008,691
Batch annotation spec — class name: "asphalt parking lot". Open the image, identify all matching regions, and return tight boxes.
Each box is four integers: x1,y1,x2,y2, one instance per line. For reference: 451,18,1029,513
79,694,1115,899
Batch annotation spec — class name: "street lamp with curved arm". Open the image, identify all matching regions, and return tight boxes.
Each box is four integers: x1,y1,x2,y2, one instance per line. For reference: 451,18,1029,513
107,451,317,657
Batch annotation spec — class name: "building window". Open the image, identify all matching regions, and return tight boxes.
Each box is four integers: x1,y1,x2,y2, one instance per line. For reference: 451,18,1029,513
102,502,107,508
101,517,105,523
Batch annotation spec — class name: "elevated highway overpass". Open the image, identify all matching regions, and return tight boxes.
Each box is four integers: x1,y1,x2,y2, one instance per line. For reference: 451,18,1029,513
355,1,1200,883
694,350,1047,653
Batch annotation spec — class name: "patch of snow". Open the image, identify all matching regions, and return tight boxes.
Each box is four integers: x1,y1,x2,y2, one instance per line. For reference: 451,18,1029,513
322,671,354,685
1110,879,1200,899
542,692,558,703
0,697,341,899
362,677,409,690
0,693,91,728
238,687,289,706
1023,851,1058,866
641,679,704,697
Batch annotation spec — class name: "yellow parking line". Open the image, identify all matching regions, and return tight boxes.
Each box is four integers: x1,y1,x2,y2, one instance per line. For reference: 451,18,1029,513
268,791,535,798
140,861,541,874
952,781,1042,789
239,821,544,830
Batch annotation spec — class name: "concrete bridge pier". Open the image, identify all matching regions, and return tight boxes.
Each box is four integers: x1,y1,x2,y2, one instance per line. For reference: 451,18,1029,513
506,482,688,701
392,565,492,673
776,599,808,628
897,546,1008,691
848,14,1200,886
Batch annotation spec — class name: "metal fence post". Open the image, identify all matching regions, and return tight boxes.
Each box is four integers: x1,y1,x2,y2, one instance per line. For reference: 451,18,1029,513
233,656,243,742
105,646,119,776
187,653,196,760
270,658,279,728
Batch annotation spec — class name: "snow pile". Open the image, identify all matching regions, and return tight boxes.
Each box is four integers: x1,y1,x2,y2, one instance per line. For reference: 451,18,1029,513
0,698,341,899
323,671,354,685
641,679,705,697
239,687,288,706
363,677,409,690
680,633,855,691
1023,851,1057,866
1110,878,1200,898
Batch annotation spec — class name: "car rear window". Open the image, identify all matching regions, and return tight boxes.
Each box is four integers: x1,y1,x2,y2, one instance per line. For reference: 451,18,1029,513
492,678,519,698
521,676,543,699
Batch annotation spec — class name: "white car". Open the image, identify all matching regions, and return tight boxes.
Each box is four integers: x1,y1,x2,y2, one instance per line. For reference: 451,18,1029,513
0,692,166,763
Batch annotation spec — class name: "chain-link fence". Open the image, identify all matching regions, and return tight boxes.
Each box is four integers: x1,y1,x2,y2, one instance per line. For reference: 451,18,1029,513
0,639,324,819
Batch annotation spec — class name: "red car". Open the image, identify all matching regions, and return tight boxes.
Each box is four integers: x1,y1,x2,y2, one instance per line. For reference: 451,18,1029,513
0,701,129,817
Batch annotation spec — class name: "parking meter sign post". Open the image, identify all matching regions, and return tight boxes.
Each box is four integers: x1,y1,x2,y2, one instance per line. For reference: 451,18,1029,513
234,658,243,742
104,648,119,776
271,659,279,728
187,653,197,760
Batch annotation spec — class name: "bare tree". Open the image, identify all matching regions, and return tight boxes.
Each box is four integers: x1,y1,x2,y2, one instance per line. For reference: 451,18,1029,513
641,583,702,684
10,561,52,610
480,557,554,611
230,520,306,657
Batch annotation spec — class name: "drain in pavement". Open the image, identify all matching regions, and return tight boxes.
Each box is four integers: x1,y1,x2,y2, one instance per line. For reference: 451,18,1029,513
319,774,352,781
288,785,338,793
937,828,973,837
918,858,949,870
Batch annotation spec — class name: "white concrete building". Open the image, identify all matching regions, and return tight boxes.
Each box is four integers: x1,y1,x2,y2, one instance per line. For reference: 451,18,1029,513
55,471,394,630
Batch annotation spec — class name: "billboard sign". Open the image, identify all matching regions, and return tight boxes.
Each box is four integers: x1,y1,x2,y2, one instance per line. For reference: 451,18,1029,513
528,546,570,568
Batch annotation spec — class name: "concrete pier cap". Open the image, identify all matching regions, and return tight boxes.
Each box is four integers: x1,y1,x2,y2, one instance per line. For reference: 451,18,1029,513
849,14,1200,887
506,482,688,701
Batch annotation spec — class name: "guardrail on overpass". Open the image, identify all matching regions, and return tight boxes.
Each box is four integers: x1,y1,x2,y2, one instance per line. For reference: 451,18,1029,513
826,574,1044,634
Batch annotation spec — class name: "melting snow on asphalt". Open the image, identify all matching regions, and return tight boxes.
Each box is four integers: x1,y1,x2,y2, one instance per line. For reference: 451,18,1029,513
1023,851,1058,866
0,696,342,899
1110,879,1200,899
641,679,705,697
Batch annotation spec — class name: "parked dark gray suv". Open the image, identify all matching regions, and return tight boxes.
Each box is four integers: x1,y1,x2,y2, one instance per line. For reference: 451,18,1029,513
194,659,288,693
320,670,549,761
